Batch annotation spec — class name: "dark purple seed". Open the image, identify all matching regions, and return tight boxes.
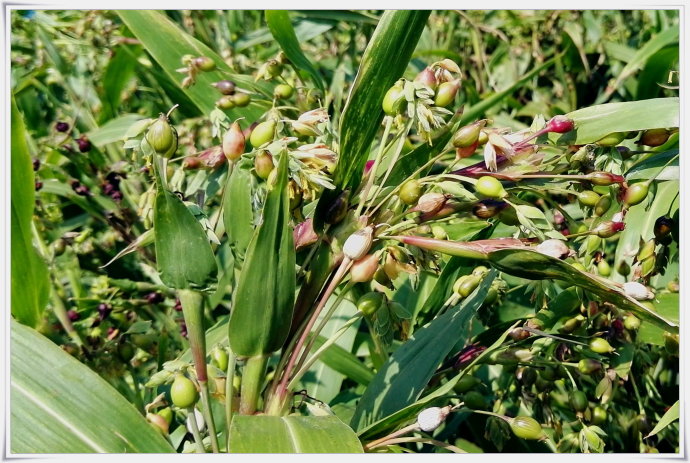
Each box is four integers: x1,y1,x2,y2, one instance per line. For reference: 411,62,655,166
98,303,112,321
56,121,70,132
67,309,79,321
110,191,123,201
173,299,183,311
180,323,188,338
33,158,41,171
145,292,164,304
35,181,43,191
76,135,91,153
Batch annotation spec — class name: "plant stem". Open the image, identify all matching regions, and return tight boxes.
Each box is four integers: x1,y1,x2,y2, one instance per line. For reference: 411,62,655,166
126,364,145,414
186,407,206,454
367,437,466,453
363,423,419,451
225,349,237,451
49,282,82,346
199,382,219,453
239,354,268,415
355,116,394,218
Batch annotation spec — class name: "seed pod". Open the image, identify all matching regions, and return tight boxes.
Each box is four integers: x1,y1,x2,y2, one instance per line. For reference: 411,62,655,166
343,227,374,261
249,120,276,148
170,374,198,408
594,196,611,217
559,314,585,334
232,92,252,107
639,128,669,147
265,59,283,78
596,132,627,147
452,120,487,148
55,121,70,132
594,220,625,238
577,358,602,375
589,337,614,354
509,416,544,440
274,84,294,99
212,346,229,372
52,238,67,256
223,122,246,161
637,239,656,261
578,190,600,207
217,95,235,110
399,179,422,205
146,413,169,435
536,239,570,259
254,151,274,180
417,406,449,432
509,327,530,342
473,199,507,219
146,115,178,158
591,406,608,425
194,56,216,72
434,79,461,107
350,254,379,283
453,375,480,393
545,115,575,134
76,135,92,153
462,391,486,410
622,281,653,300
597,259,611,277
623,182,649,207
588,172,625,186
654,216,674,240
570,390,588,412
357,292,384,317
617,260,630,276
623,314,641,331
213,80,236,95
457,275,481,298
158,407,173,425
414,67,438,90
382,82,406,116
475,176,507,199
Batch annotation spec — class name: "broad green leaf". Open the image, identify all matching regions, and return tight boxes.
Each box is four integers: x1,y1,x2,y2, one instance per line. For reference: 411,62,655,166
229,415,362,453
11,97,48,328
611,343,634,380
314,10,430,229
117,11,270,120
312,335,374,388
562,97,679,144
228,151,296,356
87,114,147,147
637,292,679,346
487,249,677,333
99,43,142,122
625,149,678,181
351,271,496,431
645,400,679,438
153,188,218,291
266,11,325,92
235,19,333,52
10,320,174,453
222,159,256,260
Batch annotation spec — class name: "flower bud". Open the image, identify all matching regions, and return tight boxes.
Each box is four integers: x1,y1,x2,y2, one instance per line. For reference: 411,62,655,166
545,115,575,134
536,239,570,259
594,220,625,238
274,84,294,99
475,176,507,199
577,358,602,375
472,199,508,219
254,151,274,180
399,179,422,205
588,172,625,186
249,120,276,148
409,193,448,215
146,115,178,158
232,92,252,107
452,120,487,148
434,79,461,107
509,416,544,440
622,281,653,300
186,408,206,434
223,121,245,161
414,67,438,90
639,128,669,147
456,141,479,159
350,254,379,283
293,219,318,251
343,227,374,261
217,95,235,110
417,406,450,432
213,80,236,95
589,337,614,354
76,135,92,153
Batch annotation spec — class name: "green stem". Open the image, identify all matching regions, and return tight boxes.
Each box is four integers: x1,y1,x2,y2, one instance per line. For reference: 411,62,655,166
225,349,237,451
126,364,145,413
186,407,206,453
355,116,394,218
199,382,219,453
240,354,268,415
49,283,82,346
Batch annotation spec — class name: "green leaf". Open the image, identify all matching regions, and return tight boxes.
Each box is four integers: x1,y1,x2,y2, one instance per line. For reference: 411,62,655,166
487,249,677,333
351,270,496,431
223,160,256,260
312,335,374,388
229,415,362,453
625,149,678,181
645,400,679,438
314,10,430,229
153,188,218,290
99,44,142,122
266,11,325,92
637,292,679,346
87,114,147,147
611,343,634,380
562,97,679,144
10,320,173,453
11,97,48,328
117,10,270,120
228,150,296,356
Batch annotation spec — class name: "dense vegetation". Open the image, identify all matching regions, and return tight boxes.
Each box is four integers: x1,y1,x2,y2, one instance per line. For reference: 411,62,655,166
10,10,679,454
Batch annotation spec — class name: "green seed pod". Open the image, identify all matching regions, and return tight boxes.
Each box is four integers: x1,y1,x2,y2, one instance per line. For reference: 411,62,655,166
232,92,252,107
559,314,585,334
357,292,384,317
589,337,615,354
458,275,482,298
249,120,276,148
216,95,236,110
588,172,624,186
597,259,611,277
158,407,173,425
624,182,649,207
591,406,608,425
475,176,507,199
452,120,486,148
639,128,669,147
617,260,631,276
170,374,198,409
570,390,588,412
254,151,274,180
452,275,469,297
212,346,229,372
274,84,294,100
535,376,551,392
382,82,406,116
462,390,486,410
578,358,602,375
594,196,612,217
640,255,656,277
578,190,600,208
477,130,489,146
623,314,641,331
484,285,499,305
596,132,627,147
454,375,480,393
265,59,283,78
194,56,216,72
509,416,544,440
222,121,246,161
434,79,461,107
146,115,178,158
637,239,656,261
52,238,67,257
540,366,559,382
399,179,422,205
